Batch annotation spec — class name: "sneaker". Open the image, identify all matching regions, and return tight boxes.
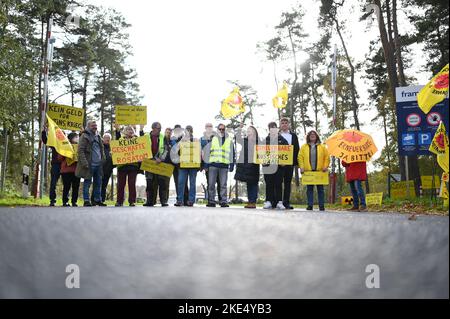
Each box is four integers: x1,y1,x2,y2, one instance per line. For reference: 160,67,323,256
129,203,136,207
359,205,368,212
161,203,169,207
319,206,325,211
72,203,78,207
62,203,70,207
83,201,92,207
276,201,285,210
206,202,216,208
186,202,194,207
49,202,56,207
220,203,229,208
348,206,359,211
174,202,183,207
95,202,107,207
263,201,272,209
284,204,294,210
244,203,256,209
143,202,154,207
115,203,123,207
306,206,313,211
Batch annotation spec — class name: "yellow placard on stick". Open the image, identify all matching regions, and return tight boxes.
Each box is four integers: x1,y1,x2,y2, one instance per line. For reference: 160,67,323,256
255,145,294,165
420,175,441,189
111,136,152,165
47,103,84,131
140,159,174,178
180,141,201,168
115,105,147,125
365,193,383,206
301,171,329,185
391,181,416,199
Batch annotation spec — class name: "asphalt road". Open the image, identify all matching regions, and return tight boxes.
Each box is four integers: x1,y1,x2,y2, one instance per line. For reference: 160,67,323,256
0,206,448,299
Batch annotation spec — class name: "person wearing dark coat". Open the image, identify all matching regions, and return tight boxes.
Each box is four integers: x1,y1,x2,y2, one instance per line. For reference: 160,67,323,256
262,122,287,210
234,125,260,209
278,117,300,210
101,133,115,203
41,129,63,206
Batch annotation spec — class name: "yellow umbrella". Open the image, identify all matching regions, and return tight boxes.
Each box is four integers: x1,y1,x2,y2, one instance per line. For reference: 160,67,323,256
324,129,378,163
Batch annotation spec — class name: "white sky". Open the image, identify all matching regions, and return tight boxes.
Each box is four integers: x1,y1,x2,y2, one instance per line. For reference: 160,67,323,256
52,0,432,189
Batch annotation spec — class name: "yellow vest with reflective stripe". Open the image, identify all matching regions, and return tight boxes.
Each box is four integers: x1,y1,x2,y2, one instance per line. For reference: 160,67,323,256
210,136,232,164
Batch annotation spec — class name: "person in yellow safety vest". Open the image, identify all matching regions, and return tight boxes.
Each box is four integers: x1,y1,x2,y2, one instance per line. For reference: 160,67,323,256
204,123,235,208
142,122,170,207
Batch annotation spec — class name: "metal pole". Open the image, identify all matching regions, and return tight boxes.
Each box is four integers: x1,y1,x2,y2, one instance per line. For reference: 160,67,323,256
38,17,54,198
330,44,337,204
405,155,410,198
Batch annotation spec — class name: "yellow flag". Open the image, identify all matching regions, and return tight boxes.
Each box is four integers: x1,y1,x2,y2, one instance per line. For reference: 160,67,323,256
45,114,74,159
272,82,289,108
417,63,449,114
429,121,449,173
221,87,245,119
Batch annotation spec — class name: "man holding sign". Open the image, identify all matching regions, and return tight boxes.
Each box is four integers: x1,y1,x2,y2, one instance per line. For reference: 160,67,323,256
299,130,330,211
278,118,300,210
141,122,171,207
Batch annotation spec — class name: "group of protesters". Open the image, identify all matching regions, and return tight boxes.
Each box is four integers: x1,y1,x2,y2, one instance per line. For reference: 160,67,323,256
42,117,368,212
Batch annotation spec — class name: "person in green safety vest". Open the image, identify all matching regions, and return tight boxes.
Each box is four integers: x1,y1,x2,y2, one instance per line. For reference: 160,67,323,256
142,122,170,207
204,123,235,207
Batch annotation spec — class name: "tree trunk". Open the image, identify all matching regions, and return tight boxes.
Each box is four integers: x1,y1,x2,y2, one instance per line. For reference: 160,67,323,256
333,17,360,130
82,64,91,127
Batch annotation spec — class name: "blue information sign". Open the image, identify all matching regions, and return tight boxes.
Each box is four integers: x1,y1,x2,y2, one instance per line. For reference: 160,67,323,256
396,85,449,156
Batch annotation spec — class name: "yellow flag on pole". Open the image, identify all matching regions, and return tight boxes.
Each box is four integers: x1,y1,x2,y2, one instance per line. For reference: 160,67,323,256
45,114,74,159
417,63,449,114
272,82,289,108
429,121,449,173
221,87,245,119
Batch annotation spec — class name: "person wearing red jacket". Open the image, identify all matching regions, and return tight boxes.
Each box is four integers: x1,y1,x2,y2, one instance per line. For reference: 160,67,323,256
342,161,367,212
57,132,80,207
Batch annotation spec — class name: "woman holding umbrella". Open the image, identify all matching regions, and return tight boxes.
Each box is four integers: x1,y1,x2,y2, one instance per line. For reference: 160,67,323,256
324,129,377,212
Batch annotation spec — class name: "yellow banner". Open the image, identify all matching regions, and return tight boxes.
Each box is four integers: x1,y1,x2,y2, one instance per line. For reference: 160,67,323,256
429,122,449,173
180,141,201,168
45,114,74,159
272,82,288,109
140,159,174,177
47,103,84,131
255,145,294,165
115,105,147,125
391,181,416,199
417,63,449,114
301,171,329,185
111,136,152,165
221,87,245,119
365,192,383,206
420,175,441,189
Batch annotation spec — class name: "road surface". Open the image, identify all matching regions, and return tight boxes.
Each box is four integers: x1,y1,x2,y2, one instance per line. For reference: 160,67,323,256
0,206,448,298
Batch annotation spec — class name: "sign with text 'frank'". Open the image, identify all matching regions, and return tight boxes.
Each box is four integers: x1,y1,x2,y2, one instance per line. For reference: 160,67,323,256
111,136,152,165
47,103,84,131
115,105,147,125
254,145,293,165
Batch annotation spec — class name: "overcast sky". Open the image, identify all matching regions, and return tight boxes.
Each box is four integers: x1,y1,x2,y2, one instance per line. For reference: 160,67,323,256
52,0,432,189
